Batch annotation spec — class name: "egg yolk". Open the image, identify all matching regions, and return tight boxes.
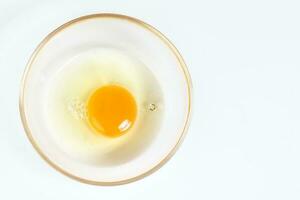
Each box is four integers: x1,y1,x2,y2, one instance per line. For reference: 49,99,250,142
87,85,137,137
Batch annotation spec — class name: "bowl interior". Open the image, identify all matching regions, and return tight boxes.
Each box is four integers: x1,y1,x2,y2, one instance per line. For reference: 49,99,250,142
21,14,191,184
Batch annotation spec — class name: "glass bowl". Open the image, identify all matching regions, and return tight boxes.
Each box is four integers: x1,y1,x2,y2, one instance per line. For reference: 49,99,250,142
19,13,192,185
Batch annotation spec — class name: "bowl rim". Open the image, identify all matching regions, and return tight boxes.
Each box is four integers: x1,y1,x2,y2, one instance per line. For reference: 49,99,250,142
19,13,193,186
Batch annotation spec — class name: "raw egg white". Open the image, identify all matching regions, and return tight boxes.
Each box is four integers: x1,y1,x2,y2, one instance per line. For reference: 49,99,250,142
46,48,164,165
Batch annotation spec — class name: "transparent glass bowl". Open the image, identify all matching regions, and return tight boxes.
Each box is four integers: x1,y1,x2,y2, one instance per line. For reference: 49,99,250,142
19,13,192,185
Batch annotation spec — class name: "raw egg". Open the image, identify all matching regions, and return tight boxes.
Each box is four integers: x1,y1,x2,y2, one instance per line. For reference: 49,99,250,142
47,48,164,164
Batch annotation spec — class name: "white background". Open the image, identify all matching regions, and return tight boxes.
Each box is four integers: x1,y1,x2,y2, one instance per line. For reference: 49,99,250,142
1,0,300,199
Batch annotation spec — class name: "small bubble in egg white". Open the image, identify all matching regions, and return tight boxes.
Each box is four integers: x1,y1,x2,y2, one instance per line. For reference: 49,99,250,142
67,97,87,120
148,103,157,111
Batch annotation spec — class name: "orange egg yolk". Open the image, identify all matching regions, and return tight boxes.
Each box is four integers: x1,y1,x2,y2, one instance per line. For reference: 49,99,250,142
87,85,137,137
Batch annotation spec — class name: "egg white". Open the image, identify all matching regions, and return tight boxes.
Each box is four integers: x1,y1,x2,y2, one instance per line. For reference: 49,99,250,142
46,48,164,165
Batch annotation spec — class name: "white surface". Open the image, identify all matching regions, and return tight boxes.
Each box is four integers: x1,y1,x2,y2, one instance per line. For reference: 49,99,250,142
1,0,300,199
